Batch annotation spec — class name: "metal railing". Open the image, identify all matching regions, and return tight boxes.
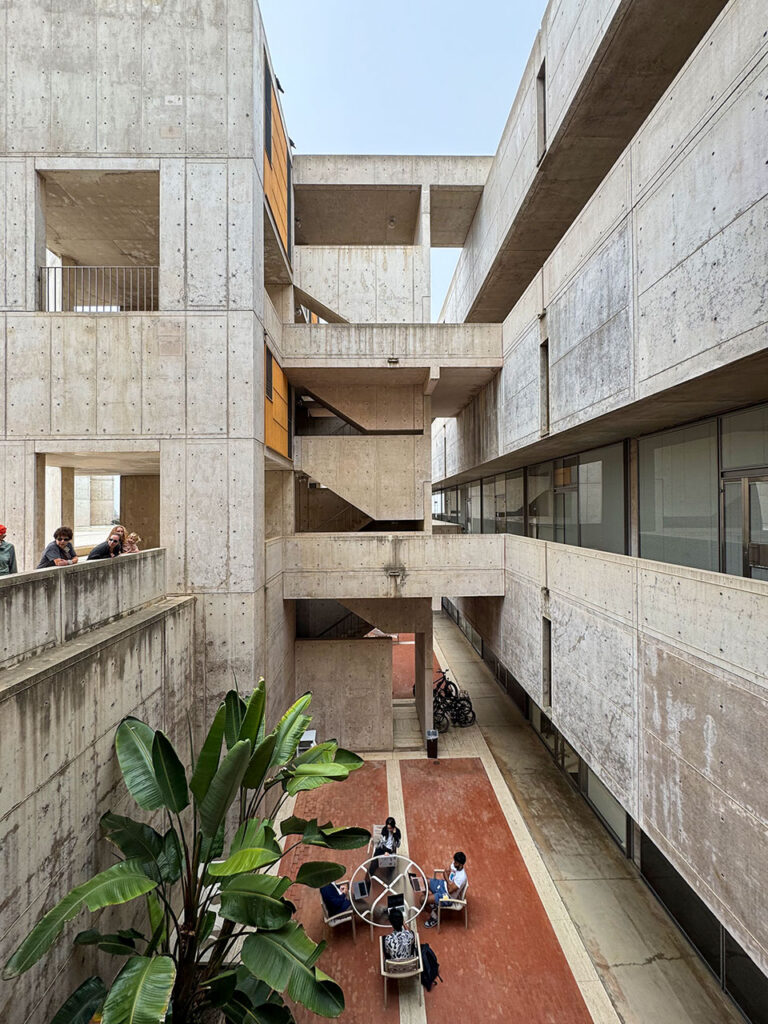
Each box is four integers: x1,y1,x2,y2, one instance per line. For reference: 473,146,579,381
39,265,159,312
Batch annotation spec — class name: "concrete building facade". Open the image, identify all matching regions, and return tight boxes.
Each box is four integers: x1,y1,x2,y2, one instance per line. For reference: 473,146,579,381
1,0,767,1021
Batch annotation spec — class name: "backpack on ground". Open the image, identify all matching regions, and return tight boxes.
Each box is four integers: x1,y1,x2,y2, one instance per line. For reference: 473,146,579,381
420,943,442,991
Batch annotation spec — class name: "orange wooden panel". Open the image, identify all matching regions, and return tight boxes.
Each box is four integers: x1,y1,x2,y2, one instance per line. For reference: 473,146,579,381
264,85,289,254
265,348,290,458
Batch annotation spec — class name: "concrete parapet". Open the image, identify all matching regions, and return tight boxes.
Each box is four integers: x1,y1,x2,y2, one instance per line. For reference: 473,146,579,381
282,322,502,366
0,596,195,1024
282,533,504,600
0,549,166,670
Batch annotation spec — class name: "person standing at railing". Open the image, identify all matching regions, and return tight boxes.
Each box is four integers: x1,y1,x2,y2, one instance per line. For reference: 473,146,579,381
0,524,18,575
122,532,142,553
87,533,122,561
37,527,79,568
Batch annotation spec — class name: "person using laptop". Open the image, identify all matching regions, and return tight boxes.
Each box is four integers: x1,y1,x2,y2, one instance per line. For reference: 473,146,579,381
424,851,467,928
384,908,415,959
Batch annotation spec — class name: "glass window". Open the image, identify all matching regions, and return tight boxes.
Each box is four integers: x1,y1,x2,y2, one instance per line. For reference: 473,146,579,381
468,481,482,534
458,484,469,532
493,474,506,533
445,487,459,525
640,833,721,976
721,402,768,470
639,421,718,571
586,769,627,851
527,462,554,540
432,491,442,519
578,443,626,554
724,931,768,1024
554,457,579,545
505,470,525,535
482,477,496,534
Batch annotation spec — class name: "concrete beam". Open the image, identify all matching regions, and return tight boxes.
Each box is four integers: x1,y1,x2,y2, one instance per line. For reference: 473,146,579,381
282,533,504,600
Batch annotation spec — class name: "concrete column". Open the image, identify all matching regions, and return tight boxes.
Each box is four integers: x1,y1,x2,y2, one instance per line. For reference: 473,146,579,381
414,621,434,743
414,184,431,323
61,467,75,530
628,439,640,557
422,394,433,533
33,453,47,565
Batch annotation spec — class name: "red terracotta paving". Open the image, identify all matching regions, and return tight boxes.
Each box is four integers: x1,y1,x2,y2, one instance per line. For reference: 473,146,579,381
400,757,593,1024
281,760,400,1023
392,635,442,699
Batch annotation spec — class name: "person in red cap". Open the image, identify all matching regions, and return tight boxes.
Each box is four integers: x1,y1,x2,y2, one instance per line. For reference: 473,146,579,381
0,524,18,576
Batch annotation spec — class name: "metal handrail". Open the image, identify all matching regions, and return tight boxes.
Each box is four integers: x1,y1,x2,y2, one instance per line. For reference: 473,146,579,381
38,265,159,312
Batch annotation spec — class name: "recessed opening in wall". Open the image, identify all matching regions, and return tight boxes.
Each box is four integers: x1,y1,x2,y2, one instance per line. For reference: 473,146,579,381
38,170,159,312
536,60,547,163
541,616,552,710
41,451,160,558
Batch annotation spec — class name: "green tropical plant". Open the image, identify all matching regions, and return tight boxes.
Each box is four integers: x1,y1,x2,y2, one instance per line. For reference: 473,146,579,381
4,682,369,1023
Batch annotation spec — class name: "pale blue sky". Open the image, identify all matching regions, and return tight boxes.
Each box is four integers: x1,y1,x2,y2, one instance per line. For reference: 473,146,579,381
260,0,549,317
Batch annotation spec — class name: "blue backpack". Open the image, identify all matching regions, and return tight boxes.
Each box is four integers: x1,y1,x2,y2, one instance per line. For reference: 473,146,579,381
420,943,442,991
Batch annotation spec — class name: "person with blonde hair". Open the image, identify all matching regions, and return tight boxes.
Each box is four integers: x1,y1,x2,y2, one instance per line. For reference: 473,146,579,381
122,532,142,553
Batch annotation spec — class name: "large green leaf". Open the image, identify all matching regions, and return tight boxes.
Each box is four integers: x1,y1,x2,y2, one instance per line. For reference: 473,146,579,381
224,691,247,750
293,742,336,765
242,732,277,790
115,718,164,811
284,762,350,797
199,740,251,837
238,680,266,745
190,703,226,803
293,862,345,889
75,929,137,956
157,828,182,883
223,993,293,1024
219,875,293,930
3,859,157,977
101,955,175,1024
151,731,189,813
208,846,280,877
50,976,107,1024
199,823,226,863
333,748,364,772
280,818,369,850
314,825,370,850
270,694,313,766
100,812,163,866
231,819,281,859
242,924,344,1018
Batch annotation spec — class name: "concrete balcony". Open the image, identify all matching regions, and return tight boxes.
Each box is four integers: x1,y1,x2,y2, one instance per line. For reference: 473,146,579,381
282,532,504,600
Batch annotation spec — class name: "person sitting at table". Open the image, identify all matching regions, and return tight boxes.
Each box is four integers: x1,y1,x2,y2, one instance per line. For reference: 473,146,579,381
424,850,467,928
384,908,415,959
320,881,351,915
374,817,402,857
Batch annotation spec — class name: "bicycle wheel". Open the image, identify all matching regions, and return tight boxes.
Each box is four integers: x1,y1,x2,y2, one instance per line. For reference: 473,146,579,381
434,709,450,733
451,698,476,727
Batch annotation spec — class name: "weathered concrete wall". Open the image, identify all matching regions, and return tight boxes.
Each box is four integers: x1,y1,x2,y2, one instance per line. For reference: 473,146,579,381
0,596,195,1024
294,638,393,751
294,246,429,324
435,0,768,480
295,435,430,521
120,475,160,550
0,550,166,670
452,535,768,977
283,533,505,600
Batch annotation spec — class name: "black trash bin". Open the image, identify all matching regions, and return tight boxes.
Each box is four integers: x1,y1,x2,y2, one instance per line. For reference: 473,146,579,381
426,728,439,759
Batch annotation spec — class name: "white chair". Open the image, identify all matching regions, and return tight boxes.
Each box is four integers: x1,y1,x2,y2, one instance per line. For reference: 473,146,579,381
380,932,423,1008
436,878,469,931
368,824,386,856
320,882,356,942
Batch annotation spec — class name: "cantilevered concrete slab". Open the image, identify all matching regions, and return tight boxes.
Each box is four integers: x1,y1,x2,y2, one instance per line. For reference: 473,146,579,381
293,154,492,247
282,533,504,600
447,0,729,322
281,323,502,417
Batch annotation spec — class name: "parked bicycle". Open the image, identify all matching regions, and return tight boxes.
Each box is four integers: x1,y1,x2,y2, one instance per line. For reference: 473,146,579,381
432,669,476,733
